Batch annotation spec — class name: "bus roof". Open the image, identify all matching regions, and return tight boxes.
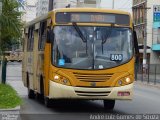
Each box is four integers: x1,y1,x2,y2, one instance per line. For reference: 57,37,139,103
25,8,131,28
54,8,130,16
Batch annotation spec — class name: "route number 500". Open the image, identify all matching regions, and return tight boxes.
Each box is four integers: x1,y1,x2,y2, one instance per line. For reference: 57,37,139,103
110,54,123,61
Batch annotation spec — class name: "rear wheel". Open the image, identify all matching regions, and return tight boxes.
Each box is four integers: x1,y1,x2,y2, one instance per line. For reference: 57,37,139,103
103,100,115,110
44,97,52,107
27,72,35,99
28,89,35,99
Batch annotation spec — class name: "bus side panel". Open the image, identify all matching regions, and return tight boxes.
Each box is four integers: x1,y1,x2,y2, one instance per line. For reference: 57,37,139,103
36,51,44,93
22,34,28,87
44,43,51,96
27,51,34,90
33,31,39,91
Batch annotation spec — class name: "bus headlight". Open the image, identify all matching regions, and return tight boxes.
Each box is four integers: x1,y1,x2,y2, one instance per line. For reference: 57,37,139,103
116,76,133,86
118,80,123,85
54,75,59,80
63,79,68,84
125,77,131,83
53,74,71,86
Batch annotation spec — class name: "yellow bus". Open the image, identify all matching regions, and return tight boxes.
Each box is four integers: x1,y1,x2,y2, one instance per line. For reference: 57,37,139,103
22,8,139,110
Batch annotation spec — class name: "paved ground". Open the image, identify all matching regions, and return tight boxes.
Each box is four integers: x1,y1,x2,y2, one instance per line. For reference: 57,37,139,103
6,62,160,120
6,62,27,97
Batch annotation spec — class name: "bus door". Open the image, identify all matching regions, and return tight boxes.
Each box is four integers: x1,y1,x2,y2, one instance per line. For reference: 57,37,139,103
22,29,28,87
26,26,35,90
33,23,39,92
37,20,47,94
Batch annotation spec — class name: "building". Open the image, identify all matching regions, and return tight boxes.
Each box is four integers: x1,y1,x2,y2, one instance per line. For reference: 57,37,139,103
77,0,101,8
22,0,37,22
36,0,49,17
48,0,101,16
133,0,160,66
37,0,101,17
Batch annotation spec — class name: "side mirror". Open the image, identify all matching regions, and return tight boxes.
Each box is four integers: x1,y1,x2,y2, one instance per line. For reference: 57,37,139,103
133,31,139,63
46,27,54,43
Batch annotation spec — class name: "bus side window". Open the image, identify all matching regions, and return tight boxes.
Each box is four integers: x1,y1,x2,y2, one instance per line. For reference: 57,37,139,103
23,29,28,52
27,26,34,51
27,28,31,51
39,21,47,51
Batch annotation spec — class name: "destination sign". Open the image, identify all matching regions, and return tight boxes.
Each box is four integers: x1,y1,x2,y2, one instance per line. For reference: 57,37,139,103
56,12,130,25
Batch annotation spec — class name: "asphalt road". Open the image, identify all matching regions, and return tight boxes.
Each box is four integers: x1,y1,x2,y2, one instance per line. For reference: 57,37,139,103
6,62,160,120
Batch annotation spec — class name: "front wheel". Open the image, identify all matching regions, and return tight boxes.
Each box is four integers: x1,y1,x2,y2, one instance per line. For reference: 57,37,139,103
28,89,35,99
44,97,52,107
103,100,115,110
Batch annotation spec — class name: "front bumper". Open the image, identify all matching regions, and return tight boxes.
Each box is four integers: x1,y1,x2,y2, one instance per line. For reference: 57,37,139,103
49,80,133,100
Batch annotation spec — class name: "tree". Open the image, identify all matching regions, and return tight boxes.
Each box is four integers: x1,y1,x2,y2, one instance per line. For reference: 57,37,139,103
0,0,23,83
0,0,23,52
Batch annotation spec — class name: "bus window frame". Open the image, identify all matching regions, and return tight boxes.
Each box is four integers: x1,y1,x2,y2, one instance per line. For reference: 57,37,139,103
38,20,47,51
51,25,134,70
27,26,34,52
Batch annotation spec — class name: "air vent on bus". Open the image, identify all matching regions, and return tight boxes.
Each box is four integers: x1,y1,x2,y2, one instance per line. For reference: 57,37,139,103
75,90,111,97
73,72,113,82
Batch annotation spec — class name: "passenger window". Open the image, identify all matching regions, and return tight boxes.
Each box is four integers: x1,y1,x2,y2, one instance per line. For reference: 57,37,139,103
27,26,34,51
39,21,47,50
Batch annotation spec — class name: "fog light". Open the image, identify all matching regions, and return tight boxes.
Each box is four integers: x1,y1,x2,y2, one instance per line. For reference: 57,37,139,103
54,75,59,80
125,77,131,83
118,80,122,85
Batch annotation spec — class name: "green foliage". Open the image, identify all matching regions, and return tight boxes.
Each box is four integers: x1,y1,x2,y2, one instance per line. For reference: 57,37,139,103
0,0,23,51
0,84,22,109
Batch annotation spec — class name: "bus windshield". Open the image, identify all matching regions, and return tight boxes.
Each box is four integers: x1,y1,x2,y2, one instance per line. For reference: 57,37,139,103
52,26,133,70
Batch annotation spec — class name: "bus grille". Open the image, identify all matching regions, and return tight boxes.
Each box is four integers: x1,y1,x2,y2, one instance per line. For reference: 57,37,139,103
73,72,113,82
75,90,111,97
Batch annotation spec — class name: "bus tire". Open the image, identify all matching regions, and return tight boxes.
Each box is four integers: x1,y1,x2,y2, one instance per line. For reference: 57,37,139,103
26,72,29,88
44,97,52,107
28,89,35,99
103,100,115,110
36,93,44,102
36,75,44,101
40,75,44,95
27,72,35,99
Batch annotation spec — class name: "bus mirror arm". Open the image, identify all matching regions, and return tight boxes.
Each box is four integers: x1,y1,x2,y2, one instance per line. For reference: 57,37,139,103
133,31,139,64
47,29,54,43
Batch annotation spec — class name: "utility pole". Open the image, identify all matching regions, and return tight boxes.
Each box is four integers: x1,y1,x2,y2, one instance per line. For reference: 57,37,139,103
48,0,53,11
132,0,150,79
142,1,151,79
112,0,114,9
0,0,2,52
0,0,2,81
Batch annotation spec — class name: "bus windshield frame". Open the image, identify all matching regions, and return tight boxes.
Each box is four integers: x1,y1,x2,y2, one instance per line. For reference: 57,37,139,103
51,25,133,70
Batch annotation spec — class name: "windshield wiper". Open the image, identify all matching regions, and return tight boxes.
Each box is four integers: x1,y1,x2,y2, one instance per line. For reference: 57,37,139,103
101,24,114,44
72,22,88,55
72,22,87,43
101,24,114,54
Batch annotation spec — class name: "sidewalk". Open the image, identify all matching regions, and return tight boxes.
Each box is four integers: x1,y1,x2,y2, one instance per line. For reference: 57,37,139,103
0,63,26,120
135,80,160,89
6,62,27,97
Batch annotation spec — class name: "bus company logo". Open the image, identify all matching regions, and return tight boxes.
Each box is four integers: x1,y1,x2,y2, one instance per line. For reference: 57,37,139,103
91,82,96,87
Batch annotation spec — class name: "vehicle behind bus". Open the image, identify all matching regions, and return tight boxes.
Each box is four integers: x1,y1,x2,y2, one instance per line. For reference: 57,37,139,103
8,50,23,62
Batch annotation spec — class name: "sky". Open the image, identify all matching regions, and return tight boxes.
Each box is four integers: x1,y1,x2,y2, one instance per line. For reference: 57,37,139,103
100,0,132,14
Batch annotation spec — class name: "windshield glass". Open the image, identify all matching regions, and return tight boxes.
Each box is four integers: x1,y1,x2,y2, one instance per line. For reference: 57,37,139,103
52,26,133,70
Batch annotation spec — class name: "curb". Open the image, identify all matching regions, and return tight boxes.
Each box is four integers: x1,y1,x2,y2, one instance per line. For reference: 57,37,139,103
135,81,160,89
0,106,20,111
0,106,21,120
